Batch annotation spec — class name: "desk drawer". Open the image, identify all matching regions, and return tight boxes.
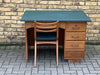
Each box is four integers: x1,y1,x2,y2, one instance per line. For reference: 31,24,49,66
25,22,34,29
65,41,85,49
64,51,84,59
66,22,86,31
64,49,85,51
65,32,86,41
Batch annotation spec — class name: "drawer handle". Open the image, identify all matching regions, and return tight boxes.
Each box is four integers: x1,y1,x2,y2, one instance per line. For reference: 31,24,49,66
71,53,79,57
72,36,79,38
71,45,79,47
72,27,80,30
72,25,80,30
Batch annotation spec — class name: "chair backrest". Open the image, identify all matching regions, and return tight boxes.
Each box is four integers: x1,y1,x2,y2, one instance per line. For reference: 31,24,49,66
34,21,59,40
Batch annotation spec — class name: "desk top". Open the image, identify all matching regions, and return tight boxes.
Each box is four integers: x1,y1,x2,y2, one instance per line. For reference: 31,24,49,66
21,10,91,22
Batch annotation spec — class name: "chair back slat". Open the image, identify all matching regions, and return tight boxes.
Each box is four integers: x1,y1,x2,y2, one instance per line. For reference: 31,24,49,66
36,29,57,32
36,25,57,29
34,21,59,25
34,21,59,40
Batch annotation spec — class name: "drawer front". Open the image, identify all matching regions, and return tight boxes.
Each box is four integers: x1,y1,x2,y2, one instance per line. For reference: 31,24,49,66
65,41,85,49
64,49,85,51
64,51,84,59
25,22,34,29
66,22,86,31
65,32,86,41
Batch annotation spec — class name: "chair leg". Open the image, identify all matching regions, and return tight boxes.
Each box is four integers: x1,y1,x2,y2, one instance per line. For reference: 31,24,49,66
36,47,37,56
34,41,37,67
56,41,58,67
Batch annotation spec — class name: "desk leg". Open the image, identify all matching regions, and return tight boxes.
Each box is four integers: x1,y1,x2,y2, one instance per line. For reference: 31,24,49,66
25,28,28,61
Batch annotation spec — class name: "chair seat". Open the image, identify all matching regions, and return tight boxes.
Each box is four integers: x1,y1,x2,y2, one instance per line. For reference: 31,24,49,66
36,32,56,41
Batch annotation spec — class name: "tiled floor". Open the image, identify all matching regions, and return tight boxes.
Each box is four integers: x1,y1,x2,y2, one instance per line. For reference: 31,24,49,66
0,45,100,75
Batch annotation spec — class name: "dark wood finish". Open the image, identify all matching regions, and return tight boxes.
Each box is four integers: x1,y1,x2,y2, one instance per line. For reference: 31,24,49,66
65,32,86,41
27,28,34,46
34,21,59,67
59,28,65,46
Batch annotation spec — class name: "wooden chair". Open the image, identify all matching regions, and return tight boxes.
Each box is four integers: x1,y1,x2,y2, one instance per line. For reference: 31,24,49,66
34,21,59,67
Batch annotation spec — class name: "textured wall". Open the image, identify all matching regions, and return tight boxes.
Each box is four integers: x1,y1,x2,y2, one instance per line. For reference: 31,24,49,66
0,0,100,43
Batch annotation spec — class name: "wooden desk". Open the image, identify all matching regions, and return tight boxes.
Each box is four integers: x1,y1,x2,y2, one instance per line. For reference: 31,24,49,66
21,10,91,62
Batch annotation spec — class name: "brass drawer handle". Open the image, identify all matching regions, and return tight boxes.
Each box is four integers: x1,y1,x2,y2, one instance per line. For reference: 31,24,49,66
71,45,79,47
72,36,79,38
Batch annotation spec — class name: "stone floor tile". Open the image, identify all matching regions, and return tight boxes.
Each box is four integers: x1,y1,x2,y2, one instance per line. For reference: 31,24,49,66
39,71,50,74
4,73,18,75
12,70,25,74
70,67,82,71
58,74,70,75
45,68,57,71
17,73,25,75
6,68,13,73
0,45,100,75
64,71,76,74
92,62,99,68
25,71,32,75
82,68,89,73
0,70,5,75
87,64,95,71
45,74,50,75
32,74,44,75
90,71,100,73
51,70,57,75
71,74,77,75
77,71,83,75
84,74,97,75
